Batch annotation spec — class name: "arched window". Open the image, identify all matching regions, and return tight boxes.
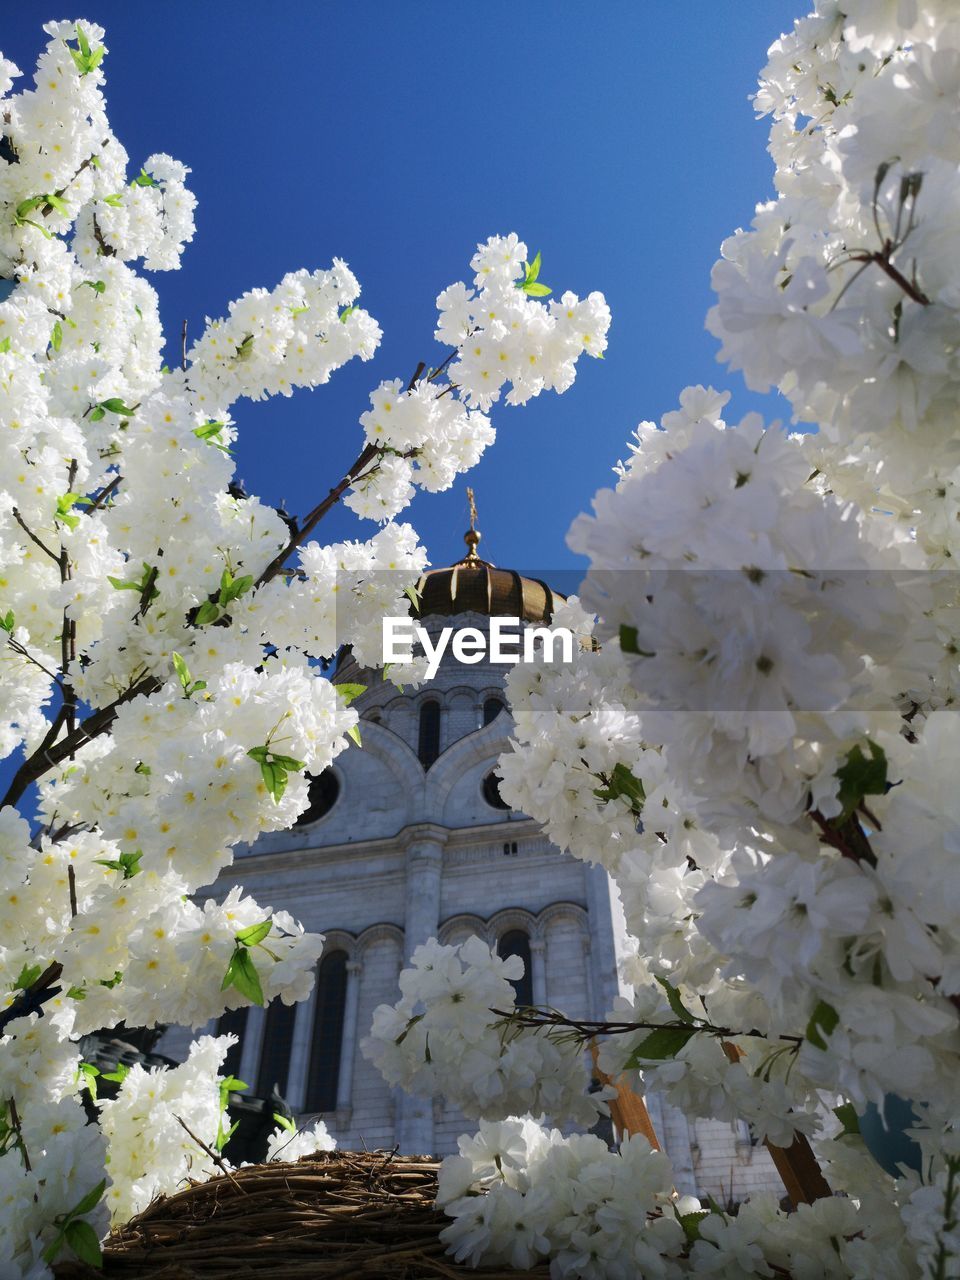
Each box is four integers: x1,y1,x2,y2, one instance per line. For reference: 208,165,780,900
294,768,340,827
483,697,505,726
418,700,441,768
497,930,534,1009
256,997,297,1097
305,950,348,1112
217,1006,249,1080
482,770,510,810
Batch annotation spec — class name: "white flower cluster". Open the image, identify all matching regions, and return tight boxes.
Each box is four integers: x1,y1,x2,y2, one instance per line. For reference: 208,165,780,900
361,936,605,1128
0,18,608,1274
97,1034,232,1224
436,1119,681,1278
491,1,960,1272
707,1,960,571
436,1118,912,1279
344,233,609,521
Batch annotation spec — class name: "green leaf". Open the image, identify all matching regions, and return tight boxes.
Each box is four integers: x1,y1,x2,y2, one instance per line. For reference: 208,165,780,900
336,683,366,705
70,1177,107,1219
100,1064,129,1083
655,976,696,1025
44,193,69,216
17,216,52,239
346,723,362,747
235,333,254,360
273,1112,296,1133
235,919,272,947
102,192,123,208
806,999,840,1051
194,420,225,442
221,945,265,1005
220,1075,248,1096
76,25,91,59
0,337,10,354
107,574,142,592
676,1209,712,1242
522,281,552,297
50,320,62,351
15,197,43,219
215,1117,240,1152
66,985,86,999
64,1219,102,1267
89,406,106,421
339,305,357,323
195,600,221,626
172,651,191,690
266,752,305,771
219,571,253,606
625,1025,698,1066
833,1102,860,1137
98,970,123,989
94,848,142,879
14,960,41,989
526,251,542,284
289,305,309,317
619,624,654,657
132,167,159,188
78,1062,99,1101
82,279,106,295
100,396,134,415
0,609,15,633
55,492,84,530
594,762,646,812
261,758,286,801
834,741,888,824
404,584,421,609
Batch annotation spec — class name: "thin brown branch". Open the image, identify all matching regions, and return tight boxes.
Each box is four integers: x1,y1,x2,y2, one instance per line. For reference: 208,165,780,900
809,808,877,867
181,318,188,372
1,671,162,810
11,508,59,564
174,1115,247,1195
6,638,61,683
7,1097,31,1172
493,1007,804,1046
87,473,122,512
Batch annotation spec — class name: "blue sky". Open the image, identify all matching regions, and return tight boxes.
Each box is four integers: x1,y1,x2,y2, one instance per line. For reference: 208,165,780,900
7,3,803,574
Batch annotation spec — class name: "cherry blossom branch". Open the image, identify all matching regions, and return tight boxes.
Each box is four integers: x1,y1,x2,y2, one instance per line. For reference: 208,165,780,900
11,508,59,565
492,1007,804,1046
253,359,428,590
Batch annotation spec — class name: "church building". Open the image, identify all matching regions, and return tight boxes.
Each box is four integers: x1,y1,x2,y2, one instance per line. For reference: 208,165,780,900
162,520,784,1204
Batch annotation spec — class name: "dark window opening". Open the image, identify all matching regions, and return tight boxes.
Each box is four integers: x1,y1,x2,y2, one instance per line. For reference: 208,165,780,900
483,697,505,726
305,950,348,1112
502,841,518,856
294,768,340,827
482,771,510,810
256,997,297,1097
497,930,533,1009
217,1005,249,1080
418,700,441,768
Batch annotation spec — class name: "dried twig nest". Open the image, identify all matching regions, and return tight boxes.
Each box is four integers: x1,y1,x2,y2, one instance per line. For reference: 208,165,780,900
53,1150,549,1279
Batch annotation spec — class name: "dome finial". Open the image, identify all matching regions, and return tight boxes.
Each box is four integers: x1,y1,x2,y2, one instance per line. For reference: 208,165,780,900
463,486,481,560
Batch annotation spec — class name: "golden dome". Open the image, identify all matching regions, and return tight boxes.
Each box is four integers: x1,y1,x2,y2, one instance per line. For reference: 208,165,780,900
412,529,564,626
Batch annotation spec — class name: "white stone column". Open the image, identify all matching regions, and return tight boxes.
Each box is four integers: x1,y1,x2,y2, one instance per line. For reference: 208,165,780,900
284,995,315,1112
397,824,447,1153
530,938,547,1008
238,1005,265,1088
335,959,362,1111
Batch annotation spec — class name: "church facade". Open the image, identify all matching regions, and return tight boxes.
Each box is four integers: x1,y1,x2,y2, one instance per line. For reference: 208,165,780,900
161,538,784,1204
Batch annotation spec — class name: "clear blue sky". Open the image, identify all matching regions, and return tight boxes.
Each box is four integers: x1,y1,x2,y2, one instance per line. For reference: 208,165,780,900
7,3,802,574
